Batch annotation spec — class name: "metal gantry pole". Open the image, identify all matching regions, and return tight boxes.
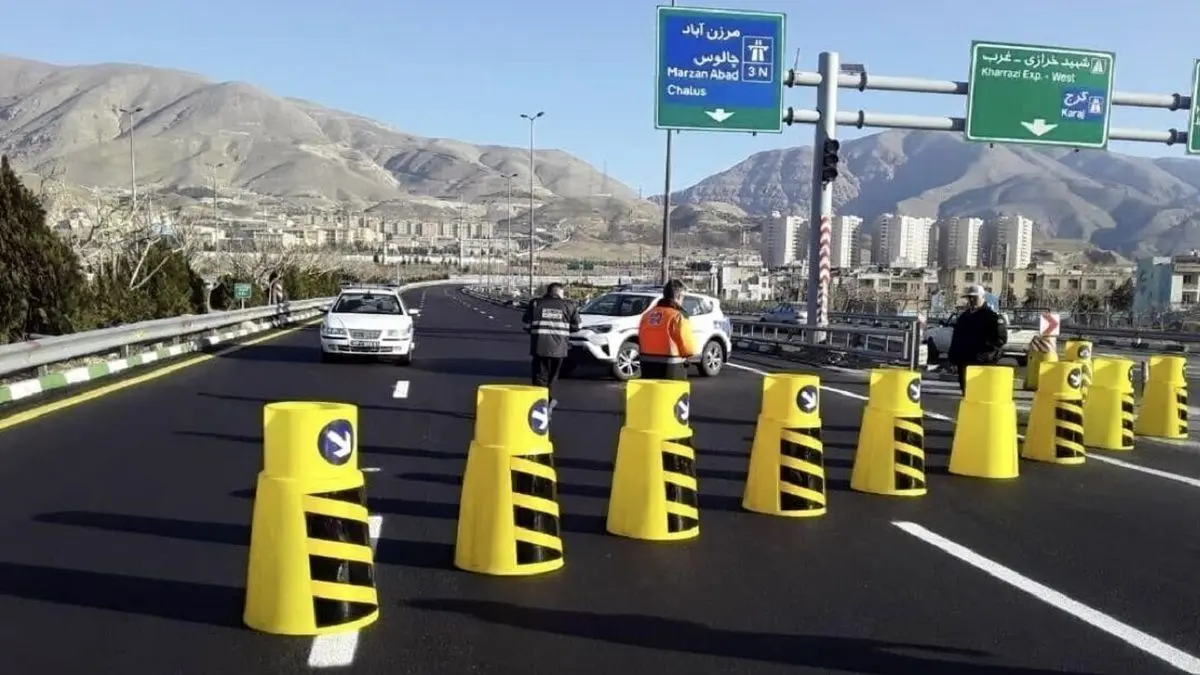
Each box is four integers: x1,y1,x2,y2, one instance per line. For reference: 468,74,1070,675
118,105,144,215
521,111,544,296
806,52,839,342
659,0,677,286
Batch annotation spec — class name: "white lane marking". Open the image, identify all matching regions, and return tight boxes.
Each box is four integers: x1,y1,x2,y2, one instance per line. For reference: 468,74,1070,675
895,521,1200,674
307,515,383,668
392,380,410,399
362,467,381,473
727,361,1200,491
486,315,494,320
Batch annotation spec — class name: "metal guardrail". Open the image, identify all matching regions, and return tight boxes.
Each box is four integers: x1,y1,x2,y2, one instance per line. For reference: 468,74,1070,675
730,318,923,370
0,278,473,379
0,299,335,378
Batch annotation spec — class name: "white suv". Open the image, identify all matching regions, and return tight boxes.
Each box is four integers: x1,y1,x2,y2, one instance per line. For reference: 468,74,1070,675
565,286,733,381
320,286,420,365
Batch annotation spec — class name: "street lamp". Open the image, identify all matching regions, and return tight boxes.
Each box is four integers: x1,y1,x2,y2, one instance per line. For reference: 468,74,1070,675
502,172,518,287
520,111,544,297
118,106,144,215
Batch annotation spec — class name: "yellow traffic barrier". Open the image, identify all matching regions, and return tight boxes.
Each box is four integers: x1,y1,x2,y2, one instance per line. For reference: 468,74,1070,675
455,385,563,576
1064,339,1093,398
1024,337,1058,391
1021,362,1086,465
1082,357,1136,451
948,366,1019,479
850,369,926,497
1134,355,1189,440
743,373,826,517
607,379,699,540
244,402,378,636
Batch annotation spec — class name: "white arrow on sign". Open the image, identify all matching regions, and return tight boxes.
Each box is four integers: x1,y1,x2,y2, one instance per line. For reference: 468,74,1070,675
676,398,690,421
530,405,550,432
705,108,736,123
1020,119,1058,137
799,388,817,412
325,429,352,458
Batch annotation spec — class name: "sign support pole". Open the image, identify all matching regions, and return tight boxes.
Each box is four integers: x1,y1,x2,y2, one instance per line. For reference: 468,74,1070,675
806,51,839,343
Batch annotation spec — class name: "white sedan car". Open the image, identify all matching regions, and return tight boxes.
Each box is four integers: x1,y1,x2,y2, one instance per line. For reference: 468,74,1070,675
320,287,419,365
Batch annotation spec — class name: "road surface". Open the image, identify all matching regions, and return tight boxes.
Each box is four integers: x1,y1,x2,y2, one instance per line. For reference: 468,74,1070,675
0,287,1197,674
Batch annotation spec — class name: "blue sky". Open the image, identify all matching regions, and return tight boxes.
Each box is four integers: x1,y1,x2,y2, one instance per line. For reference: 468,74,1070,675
5,0,1200,195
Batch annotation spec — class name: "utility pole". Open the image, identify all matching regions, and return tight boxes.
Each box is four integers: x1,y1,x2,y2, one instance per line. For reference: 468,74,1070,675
521,111,544,297
118,105,144,216
503,172,518,288
207,161,225,277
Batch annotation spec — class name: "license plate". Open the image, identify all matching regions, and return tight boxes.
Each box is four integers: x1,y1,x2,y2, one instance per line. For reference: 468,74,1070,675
350,340,378,348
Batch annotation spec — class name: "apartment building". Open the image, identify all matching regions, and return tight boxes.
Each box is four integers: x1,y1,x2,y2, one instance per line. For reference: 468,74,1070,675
761,213,806,269
872,214,936,268
938,264,1131,303
937,216,983,267
980,214,1034,268
830,215,863,268
1132,253,1200,312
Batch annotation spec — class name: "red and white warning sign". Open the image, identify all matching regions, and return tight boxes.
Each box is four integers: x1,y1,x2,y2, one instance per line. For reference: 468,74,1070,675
1039,311,1060,337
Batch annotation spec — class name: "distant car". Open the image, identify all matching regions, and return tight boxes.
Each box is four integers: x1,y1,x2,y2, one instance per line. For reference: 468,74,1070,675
759,302,807,324
567,285,733,381
320,286,420,365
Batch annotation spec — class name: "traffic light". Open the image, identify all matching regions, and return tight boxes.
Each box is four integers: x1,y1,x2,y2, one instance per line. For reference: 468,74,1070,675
820,138,840,183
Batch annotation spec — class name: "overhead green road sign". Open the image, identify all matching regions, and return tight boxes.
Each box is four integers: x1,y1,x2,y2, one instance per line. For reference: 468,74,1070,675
965,41,1115,149
655,6,786,133
1188,60,1200,154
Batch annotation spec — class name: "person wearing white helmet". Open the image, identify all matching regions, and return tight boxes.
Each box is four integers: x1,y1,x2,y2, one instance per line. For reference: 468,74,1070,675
947,284,1008,394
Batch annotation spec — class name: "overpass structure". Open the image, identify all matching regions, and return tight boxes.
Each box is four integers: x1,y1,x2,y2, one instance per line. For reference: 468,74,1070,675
0,282,1198,674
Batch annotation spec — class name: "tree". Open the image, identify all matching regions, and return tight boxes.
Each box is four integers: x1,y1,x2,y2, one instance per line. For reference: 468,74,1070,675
1109,278,1134,311
0,156,88,342
48,188,206,291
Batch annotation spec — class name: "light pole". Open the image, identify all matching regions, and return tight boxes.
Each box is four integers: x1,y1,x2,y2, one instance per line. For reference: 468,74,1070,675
207,161,225,276
502,172,518,287
118,106,144,215
520,111,544,297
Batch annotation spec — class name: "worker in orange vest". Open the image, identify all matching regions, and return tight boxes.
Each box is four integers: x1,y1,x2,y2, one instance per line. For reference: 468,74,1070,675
637,279,697,380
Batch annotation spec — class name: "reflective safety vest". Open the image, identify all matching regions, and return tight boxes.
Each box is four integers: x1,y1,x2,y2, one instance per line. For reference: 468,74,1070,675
638,302,698,364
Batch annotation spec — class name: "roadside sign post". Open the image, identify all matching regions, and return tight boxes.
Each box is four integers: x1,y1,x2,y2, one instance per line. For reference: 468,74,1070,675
1188,59,1200,155
655,6,786,133
965,41,1115,149
234,282,252,310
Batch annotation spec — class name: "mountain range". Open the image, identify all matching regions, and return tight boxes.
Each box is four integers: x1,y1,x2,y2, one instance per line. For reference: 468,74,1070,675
665,129,1200,257
3,53,1200,257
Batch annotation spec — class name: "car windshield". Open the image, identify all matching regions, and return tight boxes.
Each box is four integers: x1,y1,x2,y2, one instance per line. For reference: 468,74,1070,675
580,293,652,317
332,293,404,315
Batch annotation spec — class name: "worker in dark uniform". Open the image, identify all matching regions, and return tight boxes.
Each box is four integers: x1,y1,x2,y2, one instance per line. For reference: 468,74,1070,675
637,279,698,381
522,282,580,409
947,284,1008,394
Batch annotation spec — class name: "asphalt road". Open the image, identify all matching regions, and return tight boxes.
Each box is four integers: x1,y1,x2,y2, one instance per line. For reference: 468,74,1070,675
0,286,1198,674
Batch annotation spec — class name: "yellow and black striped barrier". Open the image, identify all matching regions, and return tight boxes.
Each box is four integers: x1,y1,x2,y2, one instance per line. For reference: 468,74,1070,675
607,379,700,541
1022,362,1086,465
455,385,564,576
244,402,379,635
1135,355,1189,440
851,369,926,497
1083,357,1136,451
744,373,827,517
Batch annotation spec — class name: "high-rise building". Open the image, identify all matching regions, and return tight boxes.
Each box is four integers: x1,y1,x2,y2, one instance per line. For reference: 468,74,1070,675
981,215,1034,268
937,216,983,268
872,214,935,268
761,213,806,268
830,215,863,268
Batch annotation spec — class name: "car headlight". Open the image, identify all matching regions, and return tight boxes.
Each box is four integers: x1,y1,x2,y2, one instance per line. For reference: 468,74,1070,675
322,325,346,337
385,328,409,338
589,324,613,334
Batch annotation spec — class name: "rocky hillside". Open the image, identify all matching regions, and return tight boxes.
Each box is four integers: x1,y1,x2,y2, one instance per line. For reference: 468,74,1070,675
0,55,638,209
